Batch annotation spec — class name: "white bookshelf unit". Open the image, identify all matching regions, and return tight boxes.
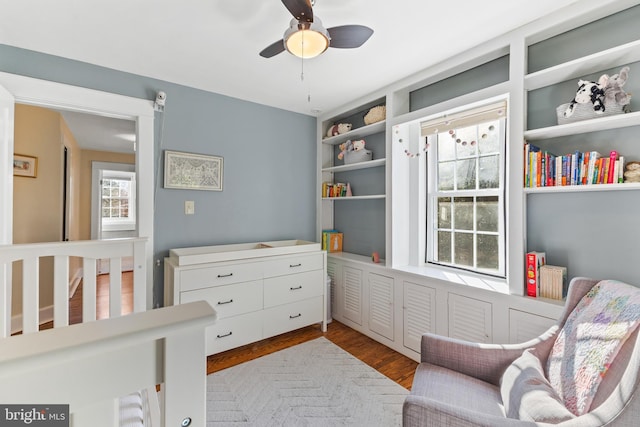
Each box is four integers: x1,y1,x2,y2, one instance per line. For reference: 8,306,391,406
316,1,640,362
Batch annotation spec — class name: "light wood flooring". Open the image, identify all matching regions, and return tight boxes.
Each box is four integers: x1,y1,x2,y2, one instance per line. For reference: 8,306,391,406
54,272,418,390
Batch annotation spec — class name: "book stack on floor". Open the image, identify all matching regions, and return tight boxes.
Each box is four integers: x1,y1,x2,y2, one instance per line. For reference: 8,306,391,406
524,143,625,188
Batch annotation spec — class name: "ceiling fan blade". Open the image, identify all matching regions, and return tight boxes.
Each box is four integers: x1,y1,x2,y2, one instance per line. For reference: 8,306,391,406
327,25,374,49
259,39,286,58
281,0,313,23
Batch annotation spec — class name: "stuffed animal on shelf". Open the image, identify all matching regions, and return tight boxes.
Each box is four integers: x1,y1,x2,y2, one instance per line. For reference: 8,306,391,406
337,140,354,160
624,161,640,183
563,75,608,118
352,140,366,151
326,123,352,138
602,66,631,107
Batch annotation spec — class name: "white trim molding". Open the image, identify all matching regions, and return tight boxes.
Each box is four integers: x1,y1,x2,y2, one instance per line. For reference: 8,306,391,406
0,72,155,309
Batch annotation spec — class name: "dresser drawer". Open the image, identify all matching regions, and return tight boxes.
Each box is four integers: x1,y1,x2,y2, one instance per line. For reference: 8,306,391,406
180,280,263,319
206,311,263,355
262,296,323,338
263,270,324,308
263,253,323,278
178,262,262,292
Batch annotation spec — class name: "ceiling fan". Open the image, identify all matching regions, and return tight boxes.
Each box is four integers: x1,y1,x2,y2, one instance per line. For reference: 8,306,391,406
259,0,374,59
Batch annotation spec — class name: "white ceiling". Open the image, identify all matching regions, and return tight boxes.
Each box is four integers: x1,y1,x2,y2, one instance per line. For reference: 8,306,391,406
0,0,583,118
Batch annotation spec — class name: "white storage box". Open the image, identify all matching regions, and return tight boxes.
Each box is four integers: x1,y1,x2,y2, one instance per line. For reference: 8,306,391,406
344,149,373,164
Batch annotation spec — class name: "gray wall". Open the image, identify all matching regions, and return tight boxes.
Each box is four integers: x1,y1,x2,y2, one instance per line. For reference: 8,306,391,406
0,45,317,306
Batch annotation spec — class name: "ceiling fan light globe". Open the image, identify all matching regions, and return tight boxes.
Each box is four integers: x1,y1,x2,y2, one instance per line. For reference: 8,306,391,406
284,18,330,59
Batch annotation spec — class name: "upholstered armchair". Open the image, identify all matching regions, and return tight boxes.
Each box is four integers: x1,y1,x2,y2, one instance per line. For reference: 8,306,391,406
403,277,640,426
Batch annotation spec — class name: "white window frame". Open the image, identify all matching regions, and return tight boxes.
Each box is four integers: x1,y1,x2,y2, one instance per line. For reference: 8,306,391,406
101,170,137,232
425,112,507,277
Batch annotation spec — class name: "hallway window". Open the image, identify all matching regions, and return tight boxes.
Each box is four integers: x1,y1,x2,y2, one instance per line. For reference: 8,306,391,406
101,170,136,231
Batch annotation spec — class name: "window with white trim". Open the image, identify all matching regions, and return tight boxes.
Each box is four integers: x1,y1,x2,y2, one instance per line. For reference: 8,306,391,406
424,101,506,277
101,170,136,232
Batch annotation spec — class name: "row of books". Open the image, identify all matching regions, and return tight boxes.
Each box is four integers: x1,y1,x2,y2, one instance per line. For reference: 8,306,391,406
321,229,343,253
526,251,567,300
322,182,352,198
524,143,625,188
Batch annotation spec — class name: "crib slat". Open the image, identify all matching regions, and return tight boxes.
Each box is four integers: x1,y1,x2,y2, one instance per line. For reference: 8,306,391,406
133,239,146,312
109,257,122,318
83,258,97,322
53,255,70,327
22,257,39,334
1,263,10,338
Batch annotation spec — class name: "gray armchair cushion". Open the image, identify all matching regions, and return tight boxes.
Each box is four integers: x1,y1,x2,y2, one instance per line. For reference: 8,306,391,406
500,349,575,423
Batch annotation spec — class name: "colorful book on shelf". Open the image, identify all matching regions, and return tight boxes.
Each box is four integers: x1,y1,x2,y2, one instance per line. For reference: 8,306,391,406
526,251,546,297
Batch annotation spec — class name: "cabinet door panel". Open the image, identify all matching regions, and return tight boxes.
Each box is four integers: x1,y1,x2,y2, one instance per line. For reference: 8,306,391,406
369,273,394,340
403,282,436,353
342,266,363,325
448,293,492,343
509,309,555,343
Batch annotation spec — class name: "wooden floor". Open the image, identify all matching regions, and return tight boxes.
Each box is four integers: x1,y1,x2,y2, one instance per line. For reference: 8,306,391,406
60,273,418,390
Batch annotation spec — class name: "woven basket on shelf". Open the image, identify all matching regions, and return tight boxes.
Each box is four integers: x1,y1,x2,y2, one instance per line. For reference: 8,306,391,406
364,105,386,125
556,100,630,125
344,149,373,164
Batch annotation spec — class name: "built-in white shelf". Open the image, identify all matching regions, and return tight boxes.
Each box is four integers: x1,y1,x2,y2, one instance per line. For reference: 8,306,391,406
524,182,640,194
524,111,640,140
525,39,640,91
321,120,386,146
322,195,386,201
322,158,386,173
328,251,384,266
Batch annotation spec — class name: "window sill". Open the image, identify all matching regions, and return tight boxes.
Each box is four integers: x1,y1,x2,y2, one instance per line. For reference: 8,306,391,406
392,264,510,295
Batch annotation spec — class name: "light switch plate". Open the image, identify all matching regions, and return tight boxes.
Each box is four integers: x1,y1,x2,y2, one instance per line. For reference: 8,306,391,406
185,200,195,215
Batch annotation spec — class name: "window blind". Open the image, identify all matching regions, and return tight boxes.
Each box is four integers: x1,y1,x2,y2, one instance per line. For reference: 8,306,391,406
420,101,507,137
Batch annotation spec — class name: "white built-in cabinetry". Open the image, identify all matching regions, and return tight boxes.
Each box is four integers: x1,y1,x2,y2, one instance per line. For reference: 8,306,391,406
318,2,639,361
164,240,326,355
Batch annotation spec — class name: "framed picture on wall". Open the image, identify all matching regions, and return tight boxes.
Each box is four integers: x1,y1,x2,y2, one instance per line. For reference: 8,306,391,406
164,150,223,191
13,154,38,178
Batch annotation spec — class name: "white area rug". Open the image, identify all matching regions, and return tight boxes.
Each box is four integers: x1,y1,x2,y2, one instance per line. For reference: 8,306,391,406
207,337,408,426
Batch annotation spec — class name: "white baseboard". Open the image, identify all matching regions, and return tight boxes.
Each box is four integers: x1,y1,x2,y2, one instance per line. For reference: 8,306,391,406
69,267,83,299
11,304,54,335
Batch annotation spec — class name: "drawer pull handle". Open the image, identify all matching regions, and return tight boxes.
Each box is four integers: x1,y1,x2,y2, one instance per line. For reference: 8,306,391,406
290,285,303,291
217,299,234,305
216,331,233,338
217,273,233,278
289,263,302,268
289,313,302,319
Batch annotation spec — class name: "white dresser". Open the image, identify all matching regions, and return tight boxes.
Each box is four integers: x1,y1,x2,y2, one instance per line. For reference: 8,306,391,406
164,240,327,355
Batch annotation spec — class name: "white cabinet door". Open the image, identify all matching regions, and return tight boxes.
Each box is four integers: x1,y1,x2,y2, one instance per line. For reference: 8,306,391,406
368,273,394,340
403,281,436,353
448,293,492,343
509,309,556,343
342,266,363,325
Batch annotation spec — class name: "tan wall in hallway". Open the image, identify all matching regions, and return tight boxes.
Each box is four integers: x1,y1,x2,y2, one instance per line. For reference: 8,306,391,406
79,150,135,241
13,104,65,314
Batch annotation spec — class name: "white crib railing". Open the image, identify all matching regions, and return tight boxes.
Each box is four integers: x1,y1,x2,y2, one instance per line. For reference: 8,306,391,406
0,238,147,337
0,300,216,427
